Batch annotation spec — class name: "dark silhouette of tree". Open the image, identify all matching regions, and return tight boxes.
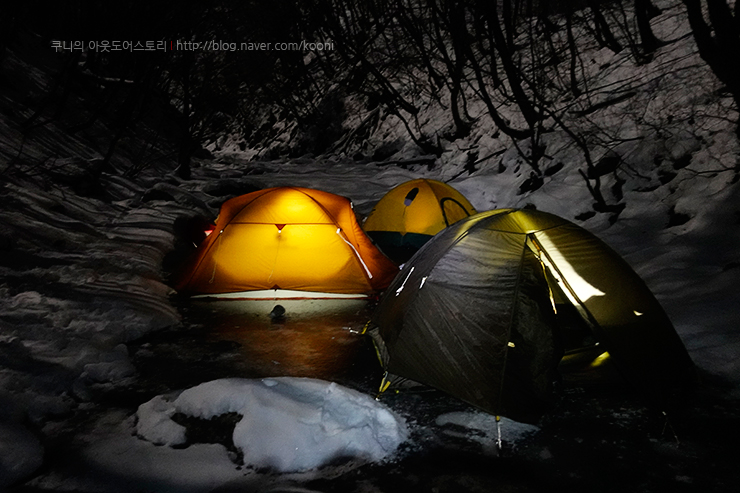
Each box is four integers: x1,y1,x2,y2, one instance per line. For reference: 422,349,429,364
682,0,740,133
585,0,623,53
9,0,735,208
635,0,664,59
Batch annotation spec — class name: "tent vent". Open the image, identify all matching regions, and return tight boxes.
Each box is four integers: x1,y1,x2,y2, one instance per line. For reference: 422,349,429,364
404,188,419,206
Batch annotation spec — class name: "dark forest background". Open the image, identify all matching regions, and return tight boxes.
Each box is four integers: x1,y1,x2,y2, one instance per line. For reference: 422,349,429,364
1,1,738,199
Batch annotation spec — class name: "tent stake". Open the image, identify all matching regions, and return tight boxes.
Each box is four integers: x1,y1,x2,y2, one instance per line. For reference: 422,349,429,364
376,371,391,401
496,415,502,453
661,411,680,445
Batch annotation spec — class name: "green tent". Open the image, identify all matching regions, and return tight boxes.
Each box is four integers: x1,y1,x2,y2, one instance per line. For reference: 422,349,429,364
369,209,695,423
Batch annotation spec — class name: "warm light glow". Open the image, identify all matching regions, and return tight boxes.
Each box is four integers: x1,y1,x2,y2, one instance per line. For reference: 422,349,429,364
588,351,611,368
534,232,606,302
176,187,399,296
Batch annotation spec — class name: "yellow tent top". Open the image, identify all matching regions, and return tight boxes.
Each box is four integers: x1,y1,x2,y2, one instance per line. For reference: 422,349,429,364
173,187,399,297
362,179,476,263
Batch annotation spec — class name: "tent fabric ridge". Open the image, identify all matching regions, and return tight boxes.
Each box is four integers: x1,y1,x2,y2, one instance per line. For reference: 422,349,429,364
443,217,485,252
528,236,559,315
294,187,346,227
485,223,566,235
229,189,274,222
495,239,531,414
462,209,517,236
337,229,374,279
176,228,224,289
528,233,600,332
207,230,224,284
236,186,345,226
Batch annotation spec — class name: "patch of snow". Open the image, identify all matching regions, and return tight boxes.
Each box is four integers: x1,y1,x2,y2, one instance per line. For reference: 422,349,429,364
136,395,187,446
136,377,409,473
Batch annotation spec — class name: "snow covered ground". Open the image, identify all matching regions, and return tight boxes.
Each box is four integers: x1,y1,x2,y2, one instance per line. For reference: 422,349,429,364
1,2,740,491
2,144,738,491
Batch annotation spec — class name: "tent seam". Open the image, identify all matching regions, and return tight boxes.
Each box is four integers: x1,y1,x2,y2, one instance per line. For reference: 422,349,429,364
295,188,376,286
497,235,529,415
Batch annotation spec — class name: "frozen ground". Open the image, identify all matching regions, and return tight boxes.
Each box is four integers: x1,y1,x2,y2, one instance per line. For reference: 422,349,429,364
2,151,738,492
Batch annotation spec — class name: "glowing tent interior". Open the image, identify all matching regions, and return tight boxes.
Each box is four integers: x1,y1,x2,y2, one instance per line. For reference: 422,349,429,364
369,209,695,423
173,187,399,300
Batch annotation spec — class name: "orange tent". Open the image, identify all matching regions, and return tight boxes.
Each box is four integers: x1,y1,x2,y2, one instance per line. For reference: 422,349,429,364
173,187,399,298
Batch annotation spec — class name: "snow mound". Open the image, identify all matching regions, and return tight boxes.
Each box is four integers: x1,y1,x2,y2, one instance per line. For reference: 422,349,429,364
136,377,408,472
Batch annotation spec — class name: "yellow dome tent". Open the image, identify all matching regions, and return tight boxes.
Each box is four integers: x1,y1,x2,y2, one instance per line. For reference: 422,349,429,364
369,209,695,423
173,187,399,300
362,179,477,263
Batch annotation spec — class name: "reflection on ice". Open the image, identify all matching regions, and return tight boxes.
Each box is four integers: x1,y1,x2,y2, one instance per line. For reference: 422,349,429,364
185,298,379,385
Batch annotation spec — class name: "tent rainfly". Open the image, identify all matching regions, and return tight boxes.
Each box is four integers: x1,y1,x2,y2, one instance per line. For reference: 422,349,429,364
362,179,477,263
173,187,399,299
369,209,695,424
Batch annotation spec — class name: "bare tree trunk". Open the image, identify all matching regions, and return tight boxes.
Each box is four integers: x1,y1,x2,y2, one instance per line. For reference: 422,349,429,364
465,2,532,139
683,0,740,132
586,0,623,53
635,0,663,58
565,6,582,97
443,0,473,138
479,0,540,128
